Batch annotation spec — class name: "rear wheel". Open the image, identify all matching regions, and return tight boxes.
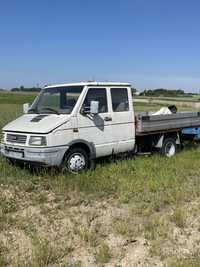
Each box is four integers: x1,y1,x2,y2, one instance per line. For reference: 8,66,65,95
62,147,89,174
160,138,177,157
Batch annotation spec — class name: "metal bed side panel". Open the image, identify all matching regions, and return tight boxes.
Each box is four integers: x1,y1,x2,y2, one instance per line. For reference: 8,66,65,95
136,112,200,134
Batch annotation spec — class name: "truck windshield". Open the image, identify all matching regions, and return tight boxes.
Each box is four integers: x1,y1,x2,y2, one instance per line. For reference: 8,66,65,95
28,86,84,114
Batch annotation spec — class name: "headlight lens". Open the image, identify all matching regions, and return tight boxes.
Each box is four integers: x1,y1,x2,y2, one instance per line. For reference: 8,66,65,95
29,136,47,146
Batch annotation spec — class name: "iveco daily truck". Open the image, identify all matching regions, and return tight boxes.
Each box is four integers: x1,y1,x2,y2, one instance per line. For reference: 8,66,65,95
1,82,200,172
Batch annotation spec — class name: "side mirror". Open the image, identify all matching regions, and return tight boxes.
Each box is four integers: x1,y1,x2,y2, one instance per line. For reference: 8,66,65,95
23,103,29,114
90,101,99,115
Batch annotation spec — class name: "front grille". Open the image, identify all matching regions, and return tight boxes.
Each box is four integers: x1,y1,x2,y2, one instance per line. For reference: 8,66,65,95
6,134,27,144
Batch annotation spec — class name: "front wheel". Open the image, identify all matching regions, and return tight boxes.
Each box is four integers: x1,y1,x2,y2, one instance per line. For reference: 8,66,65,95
61,148,89,174
160,138,177,157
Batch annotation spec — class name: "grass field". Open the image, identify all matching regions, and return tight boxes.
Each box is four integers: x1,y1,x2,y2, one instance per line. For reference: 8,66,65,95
1,93,200,266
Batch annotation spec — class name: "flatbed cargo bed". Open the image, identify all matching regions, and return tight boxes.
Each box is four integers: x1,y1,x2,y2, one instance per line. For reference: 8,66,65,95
136,112,200,135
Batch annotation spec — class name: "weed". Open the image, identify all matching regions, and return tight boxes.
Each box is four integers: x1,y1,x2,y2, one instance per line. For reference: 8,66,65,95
171,208,186,228
31,236,66,267
76,227,98,247
168,257,200,267
144,216,169,241
149,240,165,259
113,216,140,239
15,216,37,237
0,212,16,231
95,243,111,264
0,195,18,214
0,242,8,267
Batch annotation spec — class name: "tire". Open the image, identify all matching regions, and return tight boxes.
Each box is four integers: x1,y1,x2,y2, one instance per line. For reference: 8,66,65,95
6,158,15,165
61,147,89,174
160,138,177,157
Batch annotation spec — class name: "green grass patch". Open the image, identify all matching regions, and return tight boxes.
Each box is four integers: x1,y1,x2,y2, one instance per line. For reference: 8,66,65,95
1,97,200,209
0,92,36,105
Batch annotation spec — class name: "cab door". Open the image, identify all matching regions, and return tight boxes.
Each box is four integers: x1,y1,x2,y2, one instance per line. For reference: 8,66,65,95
76,87,114,157
110,87,135,153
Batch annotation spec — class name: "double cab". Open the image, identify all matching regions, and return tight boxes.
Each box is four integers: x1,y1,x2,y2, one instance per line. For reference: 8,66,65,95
2,82,200,172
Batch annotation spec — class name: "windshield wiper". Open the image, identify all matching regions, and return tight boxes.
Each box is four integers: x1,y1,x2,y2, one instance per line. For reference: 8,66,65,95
28,108,39,114
40,108,60,115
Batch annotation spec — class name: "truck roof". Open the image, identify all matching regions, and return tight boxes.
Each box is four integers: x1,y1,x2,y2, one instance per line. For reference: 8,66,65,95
45,81,131,88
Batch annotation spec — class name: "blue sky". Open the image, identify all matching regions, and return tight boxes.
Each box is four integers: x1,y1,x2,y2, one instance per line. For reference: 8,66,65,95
1,0,200,92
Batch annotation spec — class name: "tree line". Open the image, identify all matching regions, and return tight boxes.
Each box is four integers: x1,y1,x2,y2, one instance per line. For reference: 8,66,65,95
0,86,197,97
140,88,184,96
0,86,41,92
10,86,41,92
139,88,195,97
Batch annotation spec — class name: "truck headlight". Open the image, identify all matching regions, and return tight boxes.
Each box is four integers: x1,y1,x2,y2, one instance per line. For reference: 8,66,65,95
29,136,47,146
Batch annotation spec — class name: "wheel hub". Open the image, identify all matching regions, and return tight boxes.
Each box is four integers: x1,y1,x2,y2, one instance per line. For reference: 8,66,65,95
68,153,86,172
166,142,175,157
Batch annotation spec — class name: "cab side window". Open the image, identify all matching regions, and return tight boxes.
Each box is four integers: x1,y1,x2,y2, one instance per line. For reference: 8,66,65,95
111,88,129,112
83,88,108,113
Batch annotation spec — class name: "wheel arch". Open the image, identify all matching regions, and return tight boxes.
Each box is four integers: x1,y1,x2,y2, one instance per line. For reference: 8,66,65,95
154,131,181,148
66,139,96,159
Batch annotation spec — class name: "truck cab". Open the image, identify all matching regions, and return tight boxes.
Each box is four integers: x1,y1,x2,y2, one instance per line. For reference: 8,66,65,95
1,82,136,172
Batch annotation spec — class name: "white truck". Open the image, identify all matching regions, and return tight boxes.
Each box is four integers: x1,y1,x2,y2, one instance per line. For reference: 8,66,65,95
1,82,200,173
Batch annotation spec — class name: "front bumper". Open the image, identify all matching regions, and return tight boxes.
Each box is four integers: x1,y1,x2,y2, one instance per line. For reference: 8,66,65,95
0,143,69,166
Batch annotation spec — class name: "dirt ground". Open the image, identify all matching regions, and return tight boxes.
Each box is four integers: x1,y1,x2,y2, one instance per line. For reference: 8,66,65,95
1,185,200,267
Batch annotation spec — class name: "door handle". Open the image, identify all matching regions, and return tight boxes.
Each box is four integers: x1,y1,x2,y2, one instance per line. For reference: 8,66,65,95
104,116,112,121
